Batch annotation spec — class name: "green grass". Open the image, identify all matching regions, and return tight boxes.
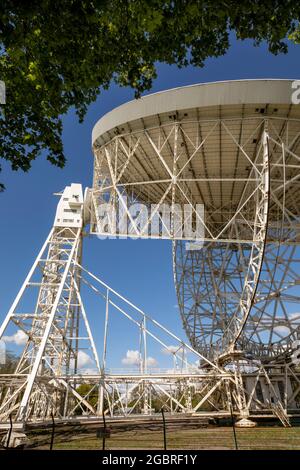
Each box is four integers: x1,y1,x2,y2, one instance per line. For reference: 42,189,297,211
30,426,300,450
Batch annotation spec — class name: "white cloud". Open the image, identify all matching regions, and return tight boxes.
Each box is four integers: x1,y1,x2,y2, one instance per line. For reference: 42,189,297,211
121,350,158,367
162,345,184,355
273,326,291,337
271,314,300,337
0,340,5,365
162,345,178,355
289,313,300,322
2,329,27,346
147,356,158,367
122,350,141,366
77,351,93,368
69,351,94,371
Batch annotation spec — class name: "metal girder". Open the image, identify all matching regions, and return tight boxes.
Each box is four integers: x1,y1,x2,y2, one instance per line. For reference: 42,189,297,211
0,186,101,423
174,124,300,362
2,82,300,428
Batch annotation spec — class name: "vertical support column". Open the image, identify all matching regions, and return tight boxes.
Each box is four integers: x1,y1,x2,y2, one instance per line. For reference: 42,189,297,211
230,129,270,351
99,289,109,415
18,231,81,421
284,364,288,412
234,364,247,418
0,230,54,341
171,123,178,237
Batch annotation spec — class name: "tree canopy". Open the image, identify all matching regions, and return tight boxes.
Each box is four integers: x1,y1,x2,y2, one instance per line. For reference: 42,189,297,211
1,0,300,189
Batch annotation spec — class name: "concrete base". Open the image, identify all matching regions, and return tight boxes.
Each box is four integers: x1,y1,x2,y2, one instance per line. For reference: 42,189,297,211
235,418,257,428
1,431,29,448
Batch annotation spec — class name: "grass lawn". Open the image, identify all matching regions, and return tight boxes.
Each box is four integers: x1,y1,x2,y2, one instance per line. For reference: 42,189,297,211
30,426,300,450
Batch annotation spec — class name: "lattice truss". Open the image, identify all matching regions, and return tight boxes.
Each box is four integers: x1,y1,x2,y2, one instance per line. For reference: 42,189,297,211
1,245,300,424
173,118,300,362
1,110,300,426
0,227,246,422
0,225,101,422
91,116,300,362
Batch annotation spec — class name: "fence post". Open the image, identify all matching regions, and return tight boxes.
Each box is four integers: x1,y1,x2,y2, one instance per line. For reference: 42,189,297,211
50,412,55,450
229,398,238,450
161,407,167,450
102,410,106,450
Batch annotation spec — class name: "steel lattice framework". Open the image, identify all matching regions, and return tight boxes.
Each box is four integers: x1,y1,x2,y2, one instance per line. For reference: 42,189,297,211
174,120,300,363
1,80,300,436
0,186,101,423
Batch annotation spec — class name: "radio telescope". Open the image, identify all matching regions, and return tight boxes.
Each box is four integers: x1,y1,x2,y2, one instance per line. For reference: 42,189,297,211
91,79,300,363
1,80,300,433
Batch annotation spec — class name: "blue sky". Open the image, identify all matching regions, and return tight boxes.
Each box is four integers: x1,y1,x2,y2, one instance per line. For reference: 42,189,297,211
1,36,300,370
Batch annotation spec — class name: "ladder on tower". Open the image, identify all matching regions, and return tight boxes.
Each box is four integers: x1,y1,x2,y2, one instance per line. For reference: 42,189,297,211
261,367,291,427
271,402,291,428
